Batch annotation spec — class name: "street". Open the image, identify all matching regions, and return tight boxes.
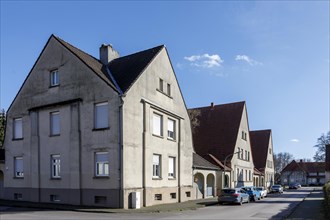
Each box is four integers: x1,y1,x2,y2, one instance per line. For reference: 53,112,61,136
0,187,321,220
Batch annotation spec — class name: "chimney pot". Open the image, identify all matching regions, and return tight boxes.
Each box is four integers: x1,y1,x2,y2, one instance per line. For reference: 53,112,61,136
100,44,119,65
211,102,214,108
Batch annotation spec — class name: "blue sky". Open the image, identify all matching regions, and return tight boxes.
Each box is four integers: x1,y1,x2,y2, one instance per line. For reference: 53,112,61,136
1,1,329,160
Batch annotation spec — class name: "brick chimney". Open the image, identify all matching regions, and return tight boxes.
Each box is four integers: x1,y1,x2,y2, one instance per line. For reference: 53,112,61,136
99,44,119,65
211,102,214,108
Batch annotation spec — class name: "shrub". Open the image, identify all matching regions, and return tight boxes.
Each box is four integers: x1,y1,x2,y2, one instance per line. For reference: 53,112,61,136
323,182,330,217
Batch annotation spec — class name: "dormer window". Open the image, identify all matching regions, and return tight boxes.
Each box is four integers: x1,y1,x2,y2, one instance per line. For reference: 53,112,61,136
50,70,59,87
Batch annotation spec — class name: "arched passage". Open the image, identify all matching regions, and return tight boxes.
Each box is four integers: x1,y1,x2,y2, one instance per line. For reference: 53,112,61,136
224,174,229,188
194,173,204,199
206,174,215,197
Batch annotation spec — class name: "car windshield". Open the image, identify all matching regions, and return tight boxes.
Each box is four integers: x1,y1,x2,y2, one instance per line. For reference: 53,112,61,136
272,185,280,188
222,189,236,194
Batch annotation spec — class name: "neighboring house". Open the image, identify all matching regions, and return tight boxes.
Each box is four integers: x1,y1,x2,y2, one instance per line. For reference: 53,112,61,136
192,153,220,199
189,101,255,192
280,160,326,186
326,144,330,182
2,35,194,208
250,129,275,188
0,149,4,198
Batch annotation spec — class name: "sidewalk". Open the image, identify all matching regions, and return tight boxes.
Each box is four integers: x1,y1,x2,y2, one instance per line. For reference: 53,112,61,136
286,188,326,220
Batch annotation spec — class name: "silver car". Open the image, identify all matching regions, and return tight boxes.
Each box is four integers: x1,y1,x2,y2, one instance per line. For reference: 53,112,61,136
270,185,283,193
218,188,250,205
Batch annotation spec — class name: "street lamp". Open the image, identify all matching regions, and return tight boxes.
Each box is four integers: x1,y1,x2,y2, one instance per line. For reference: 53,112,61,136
223,150,241,188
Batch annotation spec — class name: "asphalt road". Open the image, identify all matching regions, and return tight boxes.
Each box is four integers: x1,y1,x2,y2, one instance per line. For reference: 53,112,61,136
0,187,318,220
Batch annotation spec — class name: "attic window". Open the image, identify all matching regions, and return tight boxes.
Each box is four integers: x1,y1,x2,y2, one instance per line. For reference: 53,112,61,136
159,78,164,92
50,70,59,86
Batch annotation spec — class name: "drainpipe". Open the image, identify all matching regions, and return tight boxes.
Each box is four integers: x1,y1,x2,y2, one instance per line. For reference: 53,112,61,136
142,100,147,207
178,119,181,202
118,95,124,208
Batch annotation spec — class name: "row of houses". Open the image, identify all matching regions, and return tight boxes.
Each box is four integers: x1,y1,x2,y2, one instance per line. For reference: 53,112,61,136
0,35,274,208
280,145,330,186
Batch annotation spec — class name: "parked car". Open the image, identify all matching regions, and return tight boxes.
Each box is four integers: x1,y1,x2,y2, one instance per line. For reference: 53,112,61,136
289,183,301,189
218,188,250,205
256,187,268,198
270,185,283,193
241,186,261,201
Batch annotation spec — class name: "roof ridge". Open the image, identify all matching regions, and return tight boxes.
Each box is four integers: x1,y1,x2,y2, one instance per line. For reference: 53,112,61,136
111,45,164,62
189,101,245,110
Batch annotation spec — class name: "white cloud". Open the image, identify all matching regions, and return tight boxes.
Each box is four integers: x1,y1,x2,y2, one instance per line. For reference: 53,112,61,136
235,55,262,66
290,139,300,143
184,53,224,68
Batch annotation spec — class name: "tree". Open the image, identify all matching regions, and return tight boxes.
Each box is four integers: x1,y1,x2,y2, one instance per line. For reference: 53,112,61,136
313,131,330,162
273,152,294,174
0,109,5,148
188,109,201,134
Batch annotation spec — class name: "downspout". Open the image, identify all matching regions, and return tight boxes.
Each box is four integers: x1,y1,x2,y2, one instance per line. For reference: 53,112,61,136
142,100,147,207
178,119,181,202
118,96,124,208
77,102,82,205
37,111,41,203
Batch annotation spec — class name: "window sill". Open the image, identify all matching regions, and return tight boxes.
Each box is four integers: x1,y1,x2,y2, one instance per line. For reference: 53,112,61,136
93,127,110,131
168,177,176,180
167,137,176,142
152,134,164,139
12,138,23,141
152,177,162,180
49,85,60,88
93,176,110,179
49,134,60,137
50,177,61,180
13,177,24,179
156,89,173,99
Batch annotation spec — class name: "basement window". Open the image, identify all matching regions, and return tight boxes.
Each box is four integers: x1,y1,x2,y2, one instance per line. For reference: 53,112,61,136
14,193,22,200
154,194,162,201
50,194,60,202
170,193,176,199
94,196,107,204
186,191,191,197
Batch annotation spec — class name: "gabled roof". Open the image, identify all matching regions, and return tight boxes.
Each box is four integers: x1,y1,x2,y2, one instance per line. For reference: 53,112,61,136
253,168,264,176
53,35,118,92
250,129,272,170
193,153,220,170
108,45,164,93
282,160,325,174
189,101,245,165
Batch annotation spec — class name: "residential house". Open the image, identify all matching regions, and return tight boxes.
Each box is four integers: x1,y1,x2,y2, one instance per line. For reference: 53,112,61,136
1,35,194,208
326,144,330,182
189,101,255,194
250,129,275,188
192,153,220,199
280,160,326,186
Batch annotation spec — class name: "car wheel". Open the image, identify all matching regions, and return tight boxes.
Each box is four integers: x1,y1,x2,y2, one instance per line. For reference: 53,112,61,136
258,196,261,200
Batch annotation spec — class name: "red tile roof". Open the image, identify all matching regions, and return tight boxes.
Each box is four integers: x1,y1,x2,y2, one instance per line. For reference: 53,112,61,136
189,101,245,167
282,160,325,174
250,129,272,170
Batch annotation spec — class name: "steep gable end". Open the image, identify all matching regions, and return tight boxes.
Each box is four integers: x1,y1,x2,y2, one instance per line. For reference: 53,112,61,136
108,45,164,93
189,101,245,162
250,129,271,170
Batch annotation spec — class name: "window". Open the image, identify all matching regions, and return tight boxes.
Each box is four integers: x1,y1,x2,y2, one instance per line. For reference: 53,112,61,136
14,193,22,200
245,170,247,181
249,170,252,181
153,154,161,178
237,168,240,181
50,70,59,86
51,155,61,178
248,151,250,161
13,118,23,139
167,83,171,96
237,147,240,159
170,193,176,199
94,196,107,204
186,191,191,197
50,112,60,135
167,119,175,140
241,131,247,140
269,148,272,154
168,157,175,178
94,102,109,129
95,152,109,177
159,78,163,92
50,195,60,202
152,113,163,136
154,194,162,201
240,149,243,159
245,150,247,160
14,157,24,178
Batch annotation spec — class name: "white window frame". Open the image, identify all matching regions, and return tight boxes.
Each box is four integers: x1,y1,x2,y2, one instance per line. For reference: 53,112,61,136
50,70,59,86
167,118,175,140
51,154,61,178
13,118,23,139
152,113,163,137
153,154,161,178
95,152,109,177
14,157,24,178
94,102,109,129
50,111,60,136
168,156,175,178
